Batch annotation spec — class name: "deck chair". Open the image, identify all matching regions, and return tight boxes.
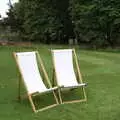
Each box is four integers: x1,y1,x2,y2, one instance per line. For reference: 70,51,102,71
13,51,59,112
51,49,87,104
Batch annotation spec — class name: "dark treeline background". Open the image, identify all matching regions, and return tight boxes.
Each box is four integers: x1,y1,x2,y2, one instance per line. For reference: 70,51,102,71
0,0,120,48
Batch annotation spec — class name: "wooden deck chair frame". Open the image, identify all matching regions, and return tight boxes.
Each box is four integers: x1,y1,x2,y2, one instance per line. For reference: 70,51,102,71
13,51,59,113
51,49,87,104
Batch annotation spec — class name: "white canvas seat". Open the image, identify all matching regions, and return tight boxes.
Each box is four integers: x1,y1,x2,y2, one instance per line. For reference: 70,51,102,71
51,49,87,104
13,51,58,112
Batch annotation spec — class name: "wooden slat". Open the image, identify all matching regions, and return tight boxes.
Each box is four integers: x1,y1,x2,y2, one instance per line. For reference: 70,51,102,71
36,51,59,104
73,49,87,101
51,51,63,104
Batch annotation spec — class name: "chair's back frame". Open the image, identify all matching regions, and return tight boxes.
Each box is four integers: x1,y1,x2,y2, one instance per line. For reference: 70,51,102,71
13,51,59,113
51,49,87,104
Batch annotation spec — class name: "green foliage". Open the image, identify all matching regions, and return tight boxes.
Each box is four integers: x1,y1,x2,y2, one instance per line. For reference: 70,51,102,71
70,0,120,47
4,0,120,47
18,0,62,43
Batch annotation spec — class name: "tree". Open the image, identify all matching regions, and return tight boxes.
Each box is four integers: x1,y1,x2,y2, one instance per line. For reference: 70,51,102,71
5,0,120,47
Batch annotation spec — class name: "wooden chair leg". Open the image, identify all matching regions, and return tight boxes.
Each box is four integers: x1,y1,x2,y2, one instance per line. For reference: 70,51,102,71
58,88,63,104
28,95,36,113
82,87,87,101
52,91,59,104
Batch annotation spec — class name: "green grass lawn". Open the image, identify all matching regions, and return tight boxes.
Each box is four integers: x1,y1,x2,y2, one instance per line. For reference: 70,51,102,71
0,45,120,120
